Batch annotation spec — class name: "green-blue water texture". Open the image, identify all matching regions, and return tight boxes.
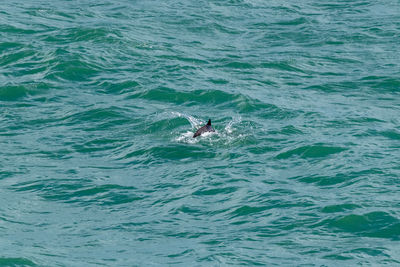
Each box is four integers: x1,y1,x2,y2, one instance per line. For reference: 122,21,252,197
1,0,400,266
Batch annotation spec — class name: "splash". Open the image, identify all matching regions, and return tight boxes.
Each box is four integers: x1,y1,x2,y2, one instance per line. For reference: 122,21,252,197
224,116,241,134
171,111,203,128
175,131,198,144
172,113,244,144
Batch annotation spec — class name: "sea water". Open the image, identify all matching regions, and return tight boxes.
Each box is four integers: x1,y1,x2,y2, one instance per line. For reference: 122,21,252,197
1,0,400,265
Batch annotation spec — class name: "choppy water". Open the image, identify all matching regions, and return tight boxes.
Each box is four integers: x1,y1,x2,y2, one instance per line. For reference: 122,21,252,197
1,0,400,266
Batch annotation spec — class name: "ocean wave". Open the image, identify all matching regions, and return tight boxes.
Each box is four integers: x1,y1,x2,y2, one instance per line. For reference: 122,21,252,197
276,144,347,159
11,180,141,206
327,211,400,240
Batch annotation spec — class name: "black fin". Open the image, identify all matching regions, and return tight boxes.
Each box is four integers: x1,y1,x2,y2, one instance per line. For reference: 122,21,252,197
207,119,211,126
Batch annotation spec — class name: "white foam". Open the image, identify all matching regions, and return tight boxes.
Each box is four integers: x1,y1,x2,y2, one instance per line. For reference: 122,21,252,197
171,111,203,128
175,131,197,143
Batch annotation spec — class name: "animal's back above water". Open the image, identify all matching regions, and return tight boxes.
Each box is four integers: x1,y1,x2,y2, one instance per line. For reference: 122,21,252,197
193,119,215,138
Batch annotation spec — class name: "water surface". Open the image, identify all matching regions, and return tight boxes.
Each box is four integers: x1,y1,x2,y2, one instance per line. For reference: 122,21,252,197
1,0,400,265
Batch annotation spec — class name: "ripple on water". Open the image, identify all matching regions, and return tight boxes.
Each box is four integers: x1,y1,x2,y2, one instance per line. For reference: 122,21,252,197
192,186,238,196
0,48,35,66
292,168,383,187
0,85,29,101
0,83,51,101
276,144,347,159
321,203,361,213
62,107,132,130
49,58,100,81
327,211,400,240
129,86,291,116
92,80,140,95
11,180,142,207
360,75,400,93
43,27,121,44
0,258,36,266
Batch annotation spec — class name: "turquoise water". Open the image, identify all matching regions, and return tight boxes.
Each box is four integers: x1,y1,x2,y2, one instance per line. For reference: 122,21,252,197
1,0,400,265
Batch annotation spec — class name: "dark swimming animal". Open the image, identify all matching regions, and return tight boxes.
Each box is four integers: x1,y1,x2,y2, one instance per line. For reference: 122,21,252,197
193,119,215,138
